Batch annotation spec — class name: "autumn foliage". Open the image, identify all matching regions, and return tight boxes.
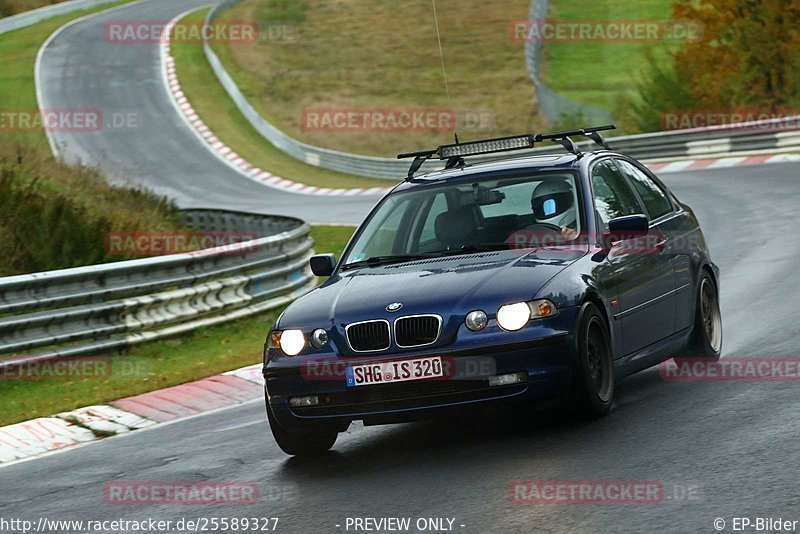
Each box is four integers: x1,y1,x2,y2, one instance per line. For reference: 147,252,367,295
632,0,800,130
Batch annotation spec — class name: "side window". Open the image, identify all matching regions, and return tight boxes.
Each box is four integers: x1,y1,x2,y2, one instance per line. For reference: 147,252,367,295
615,159,673,220
590,159,643,230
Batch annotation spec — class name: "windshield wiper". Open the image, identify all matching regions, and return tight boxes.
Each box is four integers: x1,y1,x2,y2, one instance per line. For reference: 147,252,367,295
430,244,510,256
341,254,435,270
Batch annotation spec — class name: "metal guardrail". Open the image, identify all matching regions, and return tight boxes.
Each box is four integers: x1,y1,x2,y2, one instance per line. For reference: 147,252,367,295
0,210,316,371
0,0,121,36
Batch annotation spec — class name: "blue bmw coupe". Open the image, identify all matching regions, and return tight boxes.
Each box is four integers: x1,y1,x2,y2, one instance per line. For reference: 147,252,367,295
263,126,722,455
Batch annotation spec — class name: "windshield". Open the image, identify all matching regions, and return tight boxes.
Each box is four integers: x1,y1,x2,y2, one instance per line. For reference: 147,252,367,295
342,172,584,267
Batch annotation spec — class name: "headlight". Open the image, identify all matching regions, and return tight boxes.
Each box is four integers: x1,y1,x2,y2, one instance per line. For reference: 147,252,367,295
496,299,557,331
496,302,531,331
273,329,305,356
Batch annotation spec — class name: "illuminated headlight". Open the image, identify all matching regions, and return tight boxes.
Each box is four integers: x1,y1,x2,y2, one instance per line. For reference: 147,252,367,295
271,329,305,356
496,302,531,331
496,299,557,331
465,310,488,331
310,328,329,349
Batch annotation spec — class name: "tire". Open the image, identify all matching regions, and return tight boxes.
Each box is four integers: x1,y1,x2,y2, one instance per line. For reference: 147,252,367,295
568,302,615,418
267,405,338,456
686,272,722,359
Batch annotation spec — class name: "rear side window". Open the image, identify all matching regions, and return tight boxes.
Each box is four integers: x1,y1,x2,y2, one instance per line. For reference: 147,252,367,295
615,159,673,220
590,159,643,230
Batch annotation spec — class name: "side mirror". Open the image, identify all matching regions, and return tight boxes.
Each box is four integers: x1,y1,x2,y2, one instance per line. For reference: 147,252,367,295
605,214,649,248
310,254,336,277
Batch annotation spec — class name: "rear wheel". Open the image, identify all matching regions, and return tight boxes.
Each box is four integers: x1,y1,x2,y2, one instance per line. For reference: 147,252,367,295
686,273,722,359
267,405,338,456
569,302,614,418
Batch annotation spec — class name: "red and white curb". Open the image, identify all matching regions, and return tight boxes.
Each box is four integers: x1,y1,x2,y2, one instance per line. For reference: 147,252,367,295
0,364,265,466
159,11,390,198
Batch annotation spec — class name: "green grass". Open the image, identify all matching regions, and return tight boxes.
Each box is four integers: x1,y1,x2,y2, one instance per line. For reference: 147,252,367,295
0,225,356,427
170,9,388,189
540,0,676,128
210,0,539,157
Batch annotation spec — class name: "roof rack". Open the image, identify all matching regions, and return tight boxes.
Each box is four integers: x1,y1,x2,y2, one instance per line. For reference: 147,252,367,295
397,124,616,179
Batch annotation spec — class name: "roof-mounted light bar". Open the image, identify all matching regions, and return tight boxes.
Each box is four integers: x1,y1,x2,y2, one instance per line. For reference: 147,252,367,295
397,124,616,179
438,134,535,159
397,134,535,162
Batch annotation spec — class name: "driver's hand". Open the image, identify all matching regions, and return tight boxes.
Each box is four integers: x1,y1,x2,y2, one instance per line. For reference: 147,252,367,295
561,227,579,240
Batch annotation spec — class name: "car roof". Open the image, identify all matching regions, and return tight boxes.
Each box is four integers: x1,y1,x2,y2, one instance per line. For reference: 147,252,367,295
393,150,617,192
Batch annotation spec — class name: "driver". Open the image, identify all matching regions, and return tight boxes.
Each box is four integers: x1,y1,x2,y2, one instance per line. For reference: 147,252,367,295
530,180,579,240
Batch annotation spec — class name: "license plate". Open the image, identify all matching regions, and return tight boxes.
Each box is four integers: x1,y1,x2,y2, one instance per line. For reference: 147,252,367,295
345,356,444,387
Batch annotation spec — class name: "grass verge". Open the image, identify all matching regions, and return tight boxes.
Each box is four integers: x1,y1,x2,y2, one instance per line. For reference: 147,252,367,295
0,225,356,427
0,1,186,275
206,0,539,158
0,0,68,18
170,9,388,189
540,0,676,129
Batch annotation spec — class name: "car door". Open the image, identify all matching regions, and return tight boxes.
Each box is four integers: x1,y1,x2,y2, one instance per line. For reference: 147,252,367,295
614,157,692,332
590,158,676,356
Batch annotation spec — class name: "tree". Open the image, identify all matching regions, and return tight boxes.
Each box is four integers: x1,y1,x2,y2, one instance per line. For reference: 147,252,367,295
672,0,800,110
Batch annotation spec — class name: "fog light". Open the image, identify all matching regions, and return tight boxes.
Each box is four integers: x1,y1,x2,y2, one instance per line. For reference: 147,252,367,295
465,310,488,331
289,395,319,407
310,328,329,349
487,372,526,387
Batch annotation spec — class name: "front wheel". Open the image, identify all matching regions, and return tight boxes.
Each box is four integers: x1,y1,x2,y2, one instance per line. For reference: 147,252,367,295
686,272,722,359
568,302,614,418
267,405,338,456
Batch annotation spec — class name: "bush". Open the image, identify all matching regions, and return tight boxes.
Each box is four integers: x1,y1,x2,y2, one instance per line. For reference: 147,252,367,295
0,144,182,276
0,0,64,18
624,50,694,133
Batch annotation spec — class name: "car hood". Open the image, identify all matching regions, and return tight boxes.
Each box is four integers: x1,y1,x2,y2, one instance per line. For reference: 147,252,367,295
278,248,585,330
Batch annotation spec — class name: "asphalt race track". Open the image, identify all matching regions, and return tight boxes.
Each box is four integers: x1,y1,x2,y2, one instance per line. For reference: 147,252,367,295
37,0,379,225
6,0,800,532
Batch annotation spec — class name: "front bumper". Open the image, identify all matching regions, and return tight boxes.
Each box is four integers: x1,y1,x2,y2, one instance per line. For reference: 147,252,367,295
265,307,579,429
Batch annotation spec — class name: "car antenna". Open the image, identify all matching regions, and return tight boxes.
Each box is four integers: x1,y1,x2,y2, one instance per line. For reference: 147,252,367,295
399,1,465,178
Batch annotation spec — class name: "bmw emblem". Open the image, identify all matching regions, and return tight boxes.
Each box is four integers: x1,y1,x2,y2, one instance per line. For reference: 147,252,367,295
386,302,403,312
